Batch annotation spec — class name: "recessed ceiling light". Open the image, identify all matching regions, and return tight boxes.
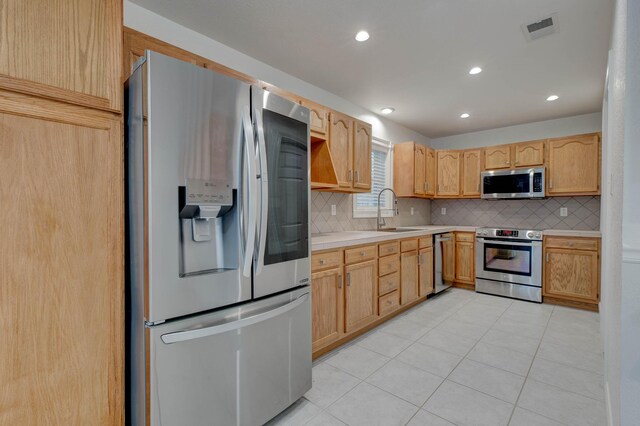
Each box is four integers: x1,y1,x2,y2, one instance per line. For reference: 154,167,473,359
469,66,483,75
460,113,470,119
355,31,370,42
380,107,395,114
546,95,559,101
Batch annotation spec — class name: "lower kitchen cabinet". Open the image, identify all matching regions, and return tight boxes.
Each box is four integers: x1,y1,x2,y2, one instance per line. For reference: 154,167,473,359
418,246,434,296
442,235,456,282
400,246,420,305
543,237,600,309
311,267,344,351
344,259,378,333
455,233,475,287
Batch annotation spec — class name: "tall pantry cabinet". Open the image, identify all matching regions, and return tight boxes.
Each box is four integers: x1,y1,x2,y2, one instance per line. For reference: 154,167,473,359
0,1,124,424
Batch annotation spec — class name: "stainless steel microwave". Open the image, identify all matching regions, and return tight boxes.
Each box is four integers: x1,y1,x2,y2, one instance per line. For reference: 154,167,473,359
481,167,545,199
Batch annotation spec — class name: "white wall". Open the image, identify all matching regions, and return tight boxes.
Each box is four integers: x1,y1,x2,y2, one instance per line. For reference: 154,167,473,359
123,1,431,147
429,112,602,150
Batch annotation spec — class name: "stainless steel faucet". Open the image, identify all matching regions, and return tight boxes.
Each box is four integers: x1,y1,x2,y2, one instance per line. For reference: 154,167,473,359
377,187,399,230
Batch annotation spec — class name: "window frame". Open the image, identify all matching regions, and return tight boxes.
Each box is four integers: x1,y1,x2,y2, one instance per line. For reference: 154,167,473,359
352,138,394,219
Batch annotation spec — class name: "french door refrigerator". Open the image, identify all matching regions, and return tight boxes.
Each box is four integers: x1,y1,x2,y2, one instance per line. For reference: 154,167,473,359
125,51,311,426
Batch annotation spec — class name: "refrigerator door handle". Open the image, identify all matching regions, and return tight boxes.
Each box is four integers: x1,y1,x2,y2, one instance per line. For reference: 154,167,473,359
254,107,269,275
160,294,309,344
242,106,259,277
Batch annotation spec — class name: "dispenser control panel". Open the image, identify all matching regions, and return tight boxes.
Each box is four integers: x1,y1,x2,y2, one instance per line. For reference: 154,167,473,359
185,179,233,206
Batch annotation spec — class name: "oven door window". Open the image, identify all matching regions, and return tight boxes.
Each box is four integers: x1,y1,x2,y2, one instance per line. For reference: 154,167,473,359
262,109,309,266
483,243,532,276
483,174,530,194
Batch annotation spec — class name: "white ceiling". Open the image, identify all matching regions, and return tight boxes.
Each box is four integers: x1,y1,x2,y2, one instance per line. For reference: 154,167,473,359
130,0,614,138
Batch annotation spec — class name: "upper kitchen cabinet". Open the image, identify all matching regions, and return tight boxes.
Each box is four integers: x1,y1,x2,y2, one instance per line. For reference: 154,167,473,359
462,149,482,197
301,100,329,139
353,120,372,191
547,133,601,196
436,150,461,197
1,0,122,112
514,140,545,167
484,145,512,169
393,141,435,198
329,112,354,189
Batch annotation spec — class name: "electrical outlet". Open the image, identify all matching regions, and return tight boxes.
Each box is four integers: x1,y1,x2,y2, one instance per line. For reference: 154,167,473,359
560,207,568,217
331,204,337,216
441,207,447,215
411,207,414,216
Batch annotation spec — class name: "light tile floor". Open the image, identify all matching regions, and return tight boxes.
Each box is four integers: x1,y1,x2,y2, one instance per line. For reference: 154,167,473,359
266,288,605,426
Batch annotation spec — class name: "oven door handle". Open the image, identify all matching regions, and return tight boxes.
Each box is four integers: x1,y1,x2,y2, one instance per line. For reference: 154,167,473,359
476,238,541,247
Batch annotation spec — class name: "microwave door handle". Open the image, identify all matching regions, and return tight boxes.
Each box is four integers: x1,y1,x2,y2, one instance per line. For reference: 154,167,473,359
241,106,258,278
254,108,269,276
476,238,539,247
161,294,309,344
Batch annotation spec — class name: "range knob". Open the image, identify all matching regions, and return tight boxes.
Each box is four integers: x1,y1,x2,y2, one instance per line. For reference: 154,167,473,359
527,231,534,239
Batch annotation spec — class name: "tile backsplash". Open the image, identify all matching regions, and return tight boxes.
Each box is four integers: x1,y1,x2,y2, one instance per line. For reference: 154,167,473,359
311,191,431,234
430,196,600,230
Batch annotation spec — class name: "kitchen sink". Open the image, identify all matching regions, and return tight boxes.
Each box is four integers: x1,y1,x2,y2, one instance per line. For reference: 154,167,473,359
375,228,421,233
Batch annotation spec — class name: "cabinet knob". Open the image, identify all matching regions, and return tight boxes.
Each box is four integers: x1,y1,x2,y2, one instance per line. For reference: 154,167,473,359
360,251,365,256
338,275,343,289
319,259,325,265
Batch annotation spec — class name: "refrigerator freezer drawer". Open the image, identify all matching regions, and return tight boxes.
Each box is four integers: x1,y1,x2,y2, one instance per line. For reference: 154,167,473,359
142,287,311,426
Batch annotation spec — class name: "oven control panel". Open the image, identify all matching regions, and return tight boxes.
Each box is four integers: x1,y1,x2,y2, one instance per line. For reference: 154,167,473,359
476,228,542,241
496,230,518,237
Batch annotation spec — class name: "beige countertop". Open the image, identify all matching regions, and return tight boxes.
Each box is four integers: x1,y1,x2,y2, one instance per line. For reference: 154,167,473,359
311,225,601,251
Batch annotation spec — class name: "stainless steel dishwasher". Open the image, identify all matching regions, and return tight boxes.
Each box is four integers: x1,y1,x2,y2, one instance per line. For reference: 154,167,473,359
434,233,454,293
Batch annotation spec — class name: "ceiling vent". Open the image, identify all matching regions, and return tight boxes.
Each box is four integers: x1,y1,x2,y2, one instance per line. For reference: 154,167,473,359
521,13,559,41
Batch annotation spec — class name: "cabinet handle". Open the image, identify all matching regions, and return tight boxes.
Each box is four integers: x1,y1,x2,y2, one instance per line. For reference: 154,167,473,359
338,275,343,289
348,170,353,181
355,170,359,183
347,272,351,286
360,251,365,256
421,254,425,264
319,259,325,265
549,179,553,189
506,161,510,165
546,253,549,262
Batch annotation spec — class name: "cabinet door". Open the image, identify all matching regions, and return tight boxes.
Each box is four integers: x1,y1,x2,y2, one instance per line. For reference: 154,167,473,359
544,249,599,302
400,251,419,305
425,147,436,196
548,134,600,195
345,260,377,332
462,149,481,197
419,247,434,296
442,237,456,282
302,101,329,137
414,144,426,195
311,268,343,351
0,92,123,425
353,120,372,190
329,112,354,189
455,241,475,284
436,151,461,196
484,145,512,169
0,0,122,112
514,140,544,167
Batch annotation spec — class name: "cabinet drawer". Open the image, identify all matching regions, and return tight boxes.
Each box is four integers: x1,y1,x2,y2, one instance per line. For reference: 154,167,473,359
545,237,599,251
379,271,399,295
379,290,400,316
419,237,433,248
379,255,400,277
312,250,342,271
379,241,400,256
400,239,418,252
345,245,377,264
456,232,474,242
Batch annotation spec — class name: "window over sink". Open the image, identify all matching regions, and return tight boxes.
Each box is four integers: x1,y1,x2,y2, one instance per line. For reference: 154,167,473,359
353,138,393,218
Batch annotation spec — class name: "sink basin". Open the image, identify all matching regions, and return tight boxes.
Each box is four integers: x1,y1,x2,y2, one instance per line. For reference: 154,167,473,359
375,228,421,233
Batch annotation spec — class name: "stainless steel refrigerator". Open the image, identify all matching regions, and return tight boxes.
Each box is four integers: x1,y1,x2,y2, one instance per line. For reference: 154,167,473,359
125,51,311,426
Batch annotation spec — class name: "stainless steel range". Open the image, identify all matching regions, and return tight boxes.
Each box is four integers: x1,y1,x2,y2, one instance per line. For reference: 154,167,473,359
475,228,543,302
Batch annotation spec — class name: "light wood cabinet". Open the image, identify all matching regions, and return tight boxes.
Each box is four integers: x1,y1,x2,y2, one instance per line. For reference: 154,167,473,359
425,147,436,196
344,259,378,333
393,141,434,198
0,91,123,425
436,150,461,197
442,234,456,282
484,145,512,169
462,149,482,197
302,100,329,138
514,140,544,167
329,112,354,189
543,237,600,308
419,247,434,296
353,120,372,190
0,0,122,112
547,133,600,196
455,236,475,285
400,251,419,305
311,267,344,351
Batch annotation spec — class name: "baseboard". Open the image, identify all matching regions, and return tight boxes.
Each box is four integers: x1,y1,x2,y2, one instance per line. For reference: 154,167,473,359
605,380,614,426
